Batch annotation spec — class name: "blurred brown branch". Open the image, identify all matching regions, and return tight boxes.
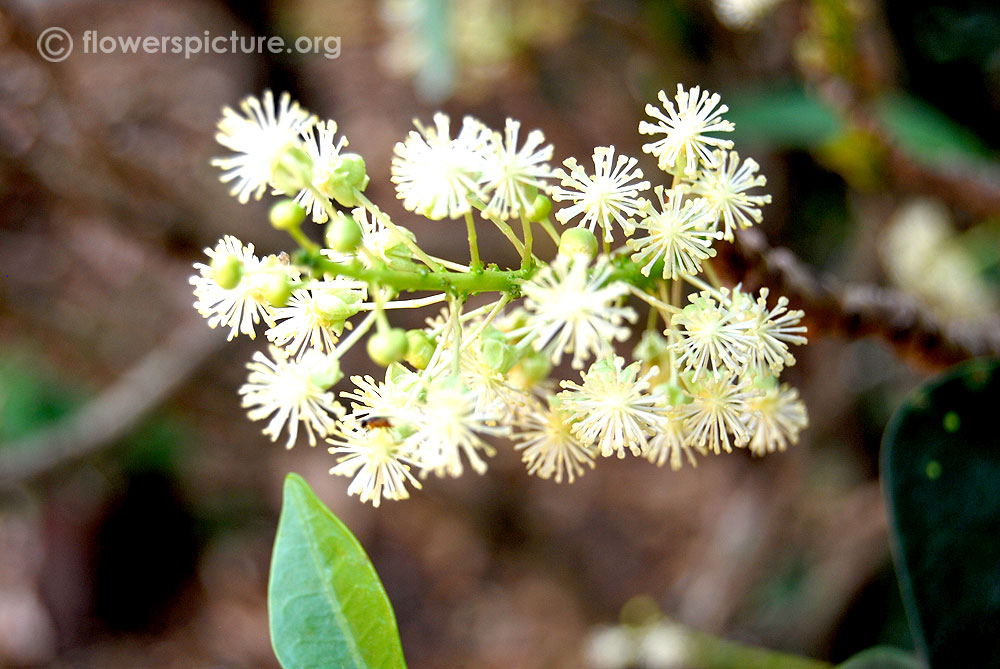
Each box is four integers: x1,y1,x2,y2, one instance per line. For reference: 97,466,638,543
722,227,1000,367
0,318,222,486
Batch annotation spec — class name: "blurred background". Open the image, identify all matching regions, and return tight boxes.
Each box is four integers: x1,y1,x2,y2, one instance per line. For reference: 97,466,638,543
1,0,999,666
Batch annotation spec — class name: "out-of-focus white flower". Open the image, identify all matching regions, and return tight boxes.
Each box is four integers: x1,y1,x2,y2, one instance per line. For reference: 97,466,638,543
391,113,491,220
293,120,349,222
191,235,279,341
627,186,720,280
643,405,701,470
747,382,808,456
639,84,734,176
559,356,668,459
691,150,771,241
513,397,595,483
239,346,343,448
328,420,423,507
407,378,506,478
552,146,650,242
340,365,422,424
713,0,783,30
481,119,556,220
212,91,316,203
515,256,637,369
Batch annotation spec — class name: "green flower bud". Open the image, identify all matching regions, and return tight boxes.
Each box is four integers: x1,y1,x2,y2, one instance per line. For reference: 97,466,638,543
269,199,306,231
313,292,360,336
258,270,294,307
479,337,516,374
366,328,409,367
210,253,243,290
302,350,343,389
325,153,370,207
526,193,552,222
270,143,314,194
558,227,598,260
404,330,436,370
325,211,364,253
655,380,689,407
509,350,551,388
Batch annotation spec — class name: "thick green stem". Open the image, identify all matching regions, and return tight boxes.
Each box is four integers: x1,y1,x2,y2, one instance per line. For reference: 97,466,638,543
538,217,560,244
311,255,528,296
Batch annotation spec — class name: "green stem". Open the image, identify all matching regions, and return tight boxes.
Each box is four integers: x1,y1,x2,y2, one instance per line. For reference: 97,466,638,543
449,296,463,377
521,217,534,270
538,217,560,245
677,624,832,669
702,259,723,290
354,191,443,272
311,255,529,296
287,224,319,255
465,211,482,271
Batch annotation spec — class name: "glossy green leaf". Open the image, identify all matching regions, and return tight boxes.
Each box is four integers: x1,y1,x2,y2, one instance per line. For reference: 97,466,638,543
268,473,406,669
881,358,1000,667
836,647,924,669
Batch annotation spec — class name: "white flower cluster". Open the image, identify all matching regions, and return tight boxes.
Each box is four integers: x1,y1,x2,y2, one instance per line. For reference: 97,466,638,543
193,85,808,507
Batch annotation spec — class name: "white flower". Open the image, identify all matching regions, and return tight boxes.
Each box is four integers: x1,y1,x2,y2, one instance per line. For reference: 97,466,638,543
644,406,701,470
265,280,365,358
679,372,757,454
340,365,422,424
552,146,650,242
391,113,491,220
406,378,506,478
627,186,720,279
747,382,808,456
239,346,343,448
212,91,316,203
741,287,807,375
691,150,771,240
481,119,556,220
328,420,423,507
294,120,349,223
713,0,783,29
514,255,637,370
191,235,278,340
558,356,668,459
670,290,755,379
639,84,735,176
513,397,595,483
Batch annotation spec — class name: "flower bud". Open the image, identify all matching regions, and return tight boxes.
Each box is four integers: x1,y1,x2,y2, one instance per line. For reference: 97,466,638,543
558,227,598,260
325,153,370,207
210,253,243,290
509,350,551,388
325,211,364,253
302,350,343,389
269,199,306,231
404,330,436,370
526,193,552,222
270,143,314,194
314,292,360,335
366,328,409,367
258,270,294,307
480,337,516,374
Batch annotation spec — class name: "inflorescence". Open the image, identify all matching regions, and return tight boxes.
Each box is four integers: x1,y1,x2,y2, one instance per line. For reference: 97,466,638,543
192,85,808,507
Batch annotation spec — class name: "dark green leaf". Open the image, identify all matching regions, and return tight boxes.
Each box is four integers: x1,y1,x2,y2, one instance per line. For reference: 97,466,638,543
881,358,1000,667
877,95,992,166
836,647,924,669
269,473,406,669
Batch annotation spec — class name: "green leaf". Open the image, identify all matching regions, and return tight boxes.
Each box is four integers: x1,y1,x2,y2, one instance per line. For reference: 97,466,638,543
881,358,1000,667
877,94,993,166
725,85,841,149
836,647,924,669
268,473,406,669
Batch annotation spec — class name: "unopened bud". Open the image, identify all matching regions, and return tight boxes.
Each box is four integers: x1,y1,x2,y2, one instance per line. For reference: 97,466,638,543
210,253,242,290
404,330,436,370
558,227,598,260
366,328,409,367
526,194,552,222
325,211,364,253
269,199,306,231
325,153,370,207
270,143,314,194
